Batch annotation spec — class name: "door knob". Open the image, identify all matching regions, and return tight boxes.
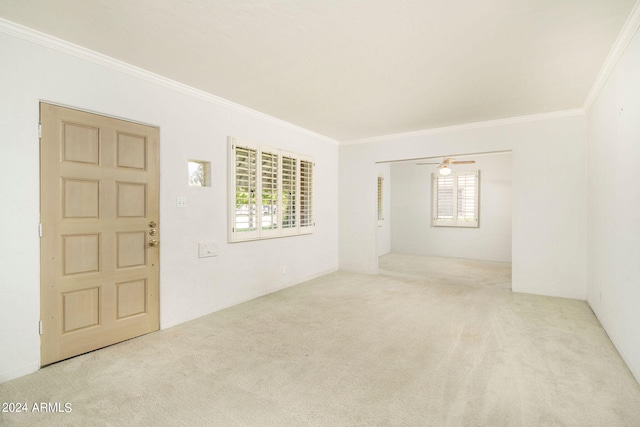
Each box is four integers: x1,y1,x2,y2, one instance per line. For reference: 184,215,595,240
148,239,159,247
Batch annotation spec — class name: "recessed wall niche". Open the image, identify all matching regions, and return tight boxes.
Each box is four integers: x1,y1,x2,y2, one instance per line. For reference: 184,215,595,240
188,160,211,187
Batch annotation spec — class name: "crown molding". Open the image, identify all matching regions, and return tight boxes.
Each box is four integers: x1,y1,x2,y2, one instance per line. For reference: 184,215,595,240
583,0,640,111
340,109,585,146
0,18,339,146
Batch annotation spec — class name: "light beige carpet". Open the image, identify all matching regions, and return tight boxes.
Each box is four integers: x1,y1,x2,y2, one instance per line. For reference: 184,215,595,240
1,254,639,426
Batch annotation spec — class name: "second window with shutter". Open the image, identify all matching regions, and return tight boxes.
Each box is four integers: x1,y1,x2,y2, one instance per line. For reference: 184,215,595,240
432,170,479,227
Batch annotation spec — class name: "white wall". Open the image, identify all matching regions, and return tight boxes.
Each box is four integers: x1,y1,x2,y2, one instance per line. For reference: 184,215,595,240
390,153,512,262
586,26,640,383
375,163,391,256
0,25,339,382
339,114,587,299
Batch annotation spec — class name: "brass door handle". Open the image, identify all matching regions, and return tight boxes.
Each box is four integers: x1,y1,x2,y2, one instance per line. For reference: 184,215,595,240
148,239,159,247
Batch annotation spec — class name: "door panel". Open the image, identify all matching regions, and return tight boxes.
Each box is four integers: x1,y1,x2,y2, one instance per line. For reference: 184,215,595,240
40,103,159,366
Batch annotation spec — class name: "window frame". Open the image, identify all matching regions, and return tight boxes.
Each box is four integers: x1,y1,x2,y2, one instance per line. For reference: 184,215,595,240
228,137,315,242
432,170,480,228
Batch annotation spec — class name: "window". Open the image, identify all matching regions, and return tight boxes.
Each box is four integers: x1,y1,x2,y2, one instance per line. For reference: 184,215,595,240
432,170,479,227
188,159,211,187
228,137,314,242
377,176,384,226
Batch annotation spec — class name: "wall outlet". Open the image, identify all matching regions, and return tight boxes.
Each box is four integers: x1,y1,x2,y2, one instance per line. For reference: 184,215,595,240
176,197,187,208
281,266,287,275
198,242,218,258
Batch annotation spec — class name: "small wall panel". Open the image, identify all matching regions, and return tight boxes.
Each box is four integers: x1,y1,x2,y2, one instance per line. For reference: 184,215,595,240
62,287,100,333
116,182,146,218
63,234,100,275
116,280,147,319
62,178,100,218
62,122,99,165
117,133,146,170
117,232,146,268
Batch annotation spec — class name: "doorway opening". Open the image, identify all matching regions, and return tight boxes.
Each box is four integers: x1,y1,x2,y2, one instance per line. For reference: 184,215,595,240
375,150,512,289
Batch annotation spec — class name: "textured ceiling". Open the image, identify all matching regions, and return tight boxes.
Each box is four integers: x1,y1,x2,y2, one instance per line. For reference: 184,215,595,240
0,0,636,141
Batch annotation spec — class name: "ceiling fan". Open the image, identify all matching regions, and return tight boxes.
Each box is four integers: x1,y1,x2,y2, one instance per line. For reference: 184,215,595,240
416,157,475,175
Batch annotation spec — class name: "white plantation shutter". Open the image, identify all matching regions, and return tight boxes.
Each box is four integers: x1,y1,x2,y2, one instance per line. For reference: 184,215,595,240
433,171,479,227
299,159,314,232
281,155,297,234
457,172,478,223
260,149,279,236
234,144,258,238
434,175,455,221
228,137,314,241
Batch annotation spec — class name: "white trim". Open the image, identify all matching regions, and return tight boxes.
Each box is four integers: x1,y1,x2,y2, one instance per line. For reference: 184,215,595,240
0,18,339,146
340,109,585,145
583,0,640,111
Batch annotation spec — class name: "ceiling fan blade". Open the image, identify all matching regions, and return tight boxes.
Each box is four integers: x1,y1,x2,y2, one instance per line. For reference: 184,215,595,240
451,160,475,164
416,162,441,165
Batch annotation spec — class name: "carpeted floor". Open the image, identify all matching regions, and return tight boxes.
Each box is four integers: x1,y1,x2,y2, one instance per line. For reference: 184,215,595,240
1,254,639,426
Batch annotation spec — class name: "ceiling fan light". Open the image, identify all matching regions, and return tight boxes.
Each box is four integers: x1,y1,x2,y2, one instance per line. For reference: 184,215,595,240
439,166,452,176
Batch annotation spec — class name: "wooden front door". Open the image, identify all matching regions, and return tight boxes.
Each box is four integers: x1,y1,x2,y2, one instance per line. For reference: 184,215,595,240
40,103,160,366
